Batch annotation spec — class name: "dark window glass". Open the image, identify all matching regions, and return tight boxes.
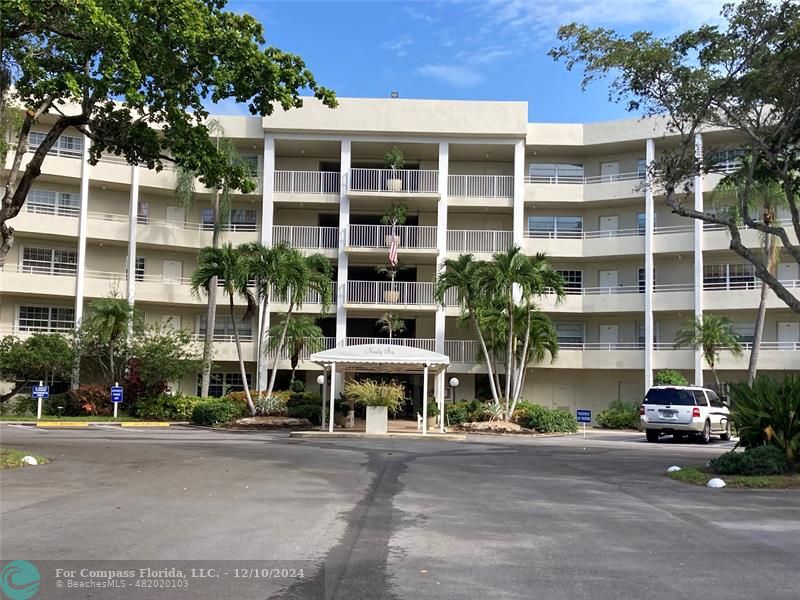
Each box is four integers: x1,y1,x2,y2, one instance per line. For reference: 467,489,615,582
643,388,696,406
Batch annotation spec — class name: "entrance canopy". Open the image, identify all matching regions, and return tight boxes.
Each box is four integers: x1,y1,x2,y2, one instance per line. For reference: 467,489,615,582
310,344,450,374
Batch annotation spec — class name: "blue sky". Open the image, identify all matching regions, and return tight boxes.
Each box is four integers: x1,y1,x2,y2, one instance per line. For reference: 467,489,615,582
226,0,732,123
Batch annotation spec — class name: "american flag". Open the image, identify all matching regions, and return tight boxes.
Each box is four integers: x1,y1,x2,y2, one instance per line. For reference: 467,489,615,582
388,235,398,267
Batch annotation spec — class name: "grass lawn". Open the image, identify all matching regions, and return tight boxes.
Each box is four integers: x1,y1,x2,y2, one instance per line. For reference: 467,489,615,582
667,466,800,489
1,448,50,469
0,415,143,422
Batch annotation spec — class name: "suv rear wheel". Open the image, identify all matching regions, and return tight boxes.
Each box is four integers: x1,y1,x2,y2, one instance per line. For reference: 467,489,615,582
696,420,711,444
720,420,731,441
646,429,660,443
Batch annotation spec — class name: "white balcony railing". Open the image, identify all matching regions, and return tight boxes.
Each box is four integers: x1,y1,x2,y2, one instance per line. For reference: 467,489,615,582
348,225,437,249
444,340,482,363
345,337,436,351
274,170,341,195
524,171,644,185
704,277,800,292
448,175,513,199
272,225,339,249
447,229,513,253
26,203,80,218
265,336,337,359
349,168,439,194
346,280,436,306
191,333,254,343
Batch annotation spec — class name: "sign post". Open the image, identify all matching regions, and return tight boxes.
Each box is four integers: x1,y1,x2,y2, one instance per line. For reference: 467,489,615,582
32,381,49,420
576,409,592,439
110,383,124,419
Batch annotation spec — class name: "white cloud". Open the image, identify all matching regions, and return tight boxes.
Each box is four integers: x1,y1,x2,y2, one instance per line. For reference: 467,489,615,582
404,5,438,24
457,46,514,65
418,64,484,87
382,35,414,57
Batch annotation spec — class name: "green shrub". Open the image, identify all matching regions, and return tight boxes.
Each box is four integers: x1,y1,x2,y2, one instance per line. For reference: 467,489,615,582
654,369,689,386
710,445,790,476
730,375,800,466
285,390,323,425
345,379,404,413
596,400,640,429
253,394,288,416
136,394,200,420
191,399,246,426
513,402,578,433
446,403,469,425
426,399,440,417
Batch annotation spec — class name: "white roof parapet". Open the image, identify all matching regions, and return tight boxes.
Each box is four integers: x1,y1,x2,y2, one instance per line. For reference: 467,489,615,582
310,344,450,373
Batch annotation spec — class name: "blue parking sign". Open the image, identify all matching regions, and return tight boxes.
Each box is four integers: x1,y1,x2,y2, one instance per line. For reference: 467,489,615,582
32,385,49,399
110,386,124,403
576,409,592,423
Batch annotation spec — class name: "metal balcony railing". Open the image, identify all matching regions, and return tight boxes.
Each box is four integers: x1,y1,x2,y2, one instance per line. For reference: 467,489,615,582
345,337,436,351
346,280,436,306
348,225,437,249
448,175,513,199
272,225,339,249
274,170,341,195
349,168,439,194
446,229,513,253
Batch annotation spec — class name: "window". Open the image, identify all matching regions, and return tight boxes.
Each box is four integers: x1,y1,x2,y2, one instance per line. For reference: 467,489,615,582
527,216,583,238
694,390,709,406
198,372,252,397
705,264,756,290
202,208,257,232
22,246,77,275
135,257,145,282
709,148,747,172
557,270,582,294
703,264,727,290
707,390,724,408
637,159,647,179
528,163,584,183
18,306,75,332
241,155,260,177
555,322,583,347
137,201,150,225
637,213,646,235
28,131,83,158
198,315,252,341
635,321,659,347
27,189,80,217
643,388,696,406
731,323,754,344
637,268,655,293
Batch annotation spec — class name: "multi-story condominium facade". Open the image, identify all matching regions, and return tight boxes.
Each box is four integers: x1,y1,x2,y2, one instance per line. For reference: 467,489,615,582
2,98,799,415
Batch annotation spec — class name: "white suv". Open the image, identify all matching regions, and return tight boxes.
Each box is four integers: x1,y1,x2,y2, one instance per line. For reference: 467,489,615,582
640,386,731,444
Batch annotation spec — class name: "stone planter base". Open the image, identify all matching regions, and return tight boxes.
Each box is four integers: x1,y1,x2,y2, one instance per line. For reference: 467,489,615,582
365,405,388,434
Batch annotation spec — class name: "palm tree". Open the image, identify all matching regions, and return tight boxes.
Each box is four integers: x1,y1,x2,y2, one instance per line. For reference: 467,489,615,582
84,297,134,384
263,249,333,399
268,315,324,382
674,314,743,391
713,179,786,385
375,313,406,340
175,120,253,398
240,242,296,391
191,243,257,415
436,247,564,418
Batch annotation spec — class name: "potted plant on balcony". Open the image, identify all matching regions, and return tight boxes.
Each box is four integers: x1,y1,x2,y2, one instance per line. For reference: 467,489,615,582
375,263,408,303
380,202,408,247
346,378,404,434
376,312,406,340
384,146,405,192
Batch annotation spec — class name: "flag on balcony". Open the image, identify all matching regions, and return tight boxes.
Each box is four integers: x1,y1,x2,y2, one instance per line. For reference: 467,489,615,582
388,236,398,267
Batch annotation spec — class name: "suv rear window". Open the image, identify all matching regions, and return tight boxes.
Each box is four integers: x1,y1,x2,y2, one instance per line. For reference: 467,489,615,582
643,388,697,406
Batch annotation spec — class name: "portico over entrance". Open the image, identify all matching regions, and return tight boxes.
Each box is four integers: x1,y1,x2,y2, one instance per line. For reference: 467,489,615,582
309,344,450,434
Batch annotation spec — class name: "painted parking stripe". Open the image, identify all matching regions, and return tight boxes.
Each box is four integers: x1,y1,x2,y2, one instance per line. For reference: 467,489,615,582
7,424,48,433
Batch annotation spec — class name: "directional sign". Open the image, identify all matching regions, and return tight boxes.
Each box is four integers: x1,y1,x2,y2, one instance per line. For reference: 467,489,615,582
32,385,49,399
110,386,124,403
576,409,592,423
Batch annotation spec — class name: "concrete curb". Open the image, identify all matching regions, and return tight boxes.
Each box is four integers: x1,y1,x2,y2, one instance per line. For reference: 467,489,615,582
289,431,466,441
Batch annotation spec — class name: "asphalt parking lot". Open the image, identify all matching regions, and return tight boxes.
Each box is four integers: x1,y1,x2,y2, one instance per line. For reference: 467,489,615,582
1,425,798,599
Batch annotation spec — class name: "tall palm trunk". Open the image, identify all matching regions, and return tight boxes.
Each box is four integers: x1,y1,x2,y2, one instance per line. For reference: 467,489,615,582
256,296,270,391
504,300,514,416
747,234,777,386
200,190,221,398
229,293,255,415
265,303,295,399
468,311,500,405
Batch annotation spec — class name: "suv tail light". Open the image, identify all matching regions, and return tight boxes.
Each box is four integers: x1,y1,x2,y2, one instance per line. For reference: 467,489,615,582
692,407,701,418
640,404,645,416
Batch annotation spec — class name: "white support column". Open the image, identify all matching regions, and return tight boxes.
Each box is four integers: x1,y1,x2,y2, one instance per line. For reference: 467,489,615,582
512,139,525,248
644,138,655,393
328,363,336,433
438,371,445,433
126,165,140,309
334,140,351,396
693,133,704,386
422,364,429,435
257,135,276,391
74,131,90,327
435,142,449,356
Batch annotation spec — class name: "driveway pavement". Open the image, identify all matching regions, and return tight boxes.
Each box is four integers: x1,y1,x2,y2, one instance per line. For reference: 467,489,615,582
1,425,798,599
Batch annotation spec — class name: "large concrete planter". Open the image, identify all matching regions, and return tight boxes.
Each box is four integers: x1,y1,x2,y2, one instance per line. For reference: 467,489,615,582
365,405,388,434
383,290,400,303
387,178,402,192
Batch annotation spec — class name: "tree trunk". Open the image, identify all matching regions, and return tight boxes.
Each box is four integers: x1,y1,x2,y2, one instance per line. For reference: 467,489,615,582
200,275,217,398
256,299,269,392
470,312,500,405
266,306,294,399
0,380,29,404
747,234,777,386
230,294,255,416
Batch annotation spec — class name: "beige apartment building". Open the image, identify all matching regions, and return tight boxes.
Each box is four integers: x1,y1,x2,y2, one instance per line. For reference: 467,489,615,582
1,98,799,416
